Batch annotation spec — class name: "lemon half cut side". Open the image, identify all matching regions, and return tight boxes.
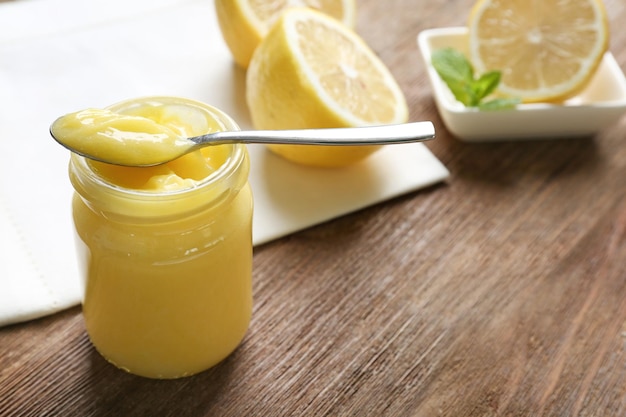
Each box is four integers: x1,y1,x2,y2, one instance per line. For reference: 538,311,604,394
468,0,610,103
215,0,356,68
246,8,409,168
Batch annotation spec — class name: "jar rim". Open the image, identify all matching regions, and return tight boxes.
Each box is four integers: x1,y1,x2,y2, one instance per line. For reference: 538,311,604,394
70,96,246,200
68,97,250,220
70,143,247,198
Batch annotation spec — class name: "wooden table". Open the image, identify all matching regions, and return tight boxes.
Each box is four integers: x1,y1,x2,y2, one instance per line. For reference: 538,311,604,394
2,0,625,415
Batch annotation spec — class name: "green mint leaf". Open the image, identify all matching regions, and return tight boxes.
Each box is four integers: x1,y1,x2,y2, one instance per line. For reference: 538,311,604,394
431,47,520,109
431,47,474,83
473,71,501,102
478,97,522,111
431,48,476,106
442,78,479,107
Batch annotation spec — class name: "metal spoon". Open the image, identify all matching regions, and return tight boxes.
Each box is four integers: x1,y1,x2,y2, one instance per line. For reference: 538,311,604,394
50,121,435,167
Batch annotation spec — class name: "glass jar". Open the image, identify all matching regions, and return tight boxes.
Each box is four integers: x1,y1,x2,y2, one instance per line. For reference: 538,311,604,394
68,97,253,379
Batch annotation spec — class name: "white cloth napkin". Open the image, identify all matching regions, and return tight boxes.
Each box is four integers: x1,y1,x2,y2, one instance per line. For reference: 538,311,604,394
0,0,449,326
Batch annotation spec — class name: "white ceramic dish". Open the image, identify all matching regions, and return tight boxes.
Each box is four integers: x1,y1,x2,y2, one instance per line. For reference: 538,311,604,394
417,27,626,142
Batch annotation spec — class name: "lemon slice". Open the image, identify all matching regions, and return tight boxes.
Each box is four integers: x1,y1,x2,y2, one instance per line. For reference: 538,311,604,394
215,0,356,68
246,8,408,167
468,0,609,102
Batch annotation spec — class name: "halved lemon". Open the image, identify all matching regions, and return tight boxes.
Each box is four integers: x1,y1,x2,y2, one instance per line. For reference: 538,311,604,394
246,8,409,168
468,0,610,102
215,0,356,69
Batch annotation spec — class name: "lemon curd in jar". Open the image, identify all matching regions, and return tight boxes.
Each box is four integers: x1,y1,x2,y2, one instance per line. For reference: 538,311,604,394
68,97,253,379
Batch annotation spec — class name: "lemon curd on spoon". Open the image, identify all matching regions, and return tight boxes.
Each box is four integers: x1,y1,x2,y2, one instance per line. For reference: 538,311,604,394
65,96,253,379
51,107,195,166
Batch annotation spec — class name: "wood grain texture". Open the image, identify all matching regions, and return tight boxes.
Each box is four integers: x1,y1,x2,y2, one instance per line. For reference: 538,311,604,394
2,0,626,416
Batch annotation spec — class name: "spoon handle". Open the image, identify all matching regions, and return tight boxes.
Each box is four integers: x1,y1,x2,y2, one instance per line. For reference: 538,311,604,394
190,121,435,146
